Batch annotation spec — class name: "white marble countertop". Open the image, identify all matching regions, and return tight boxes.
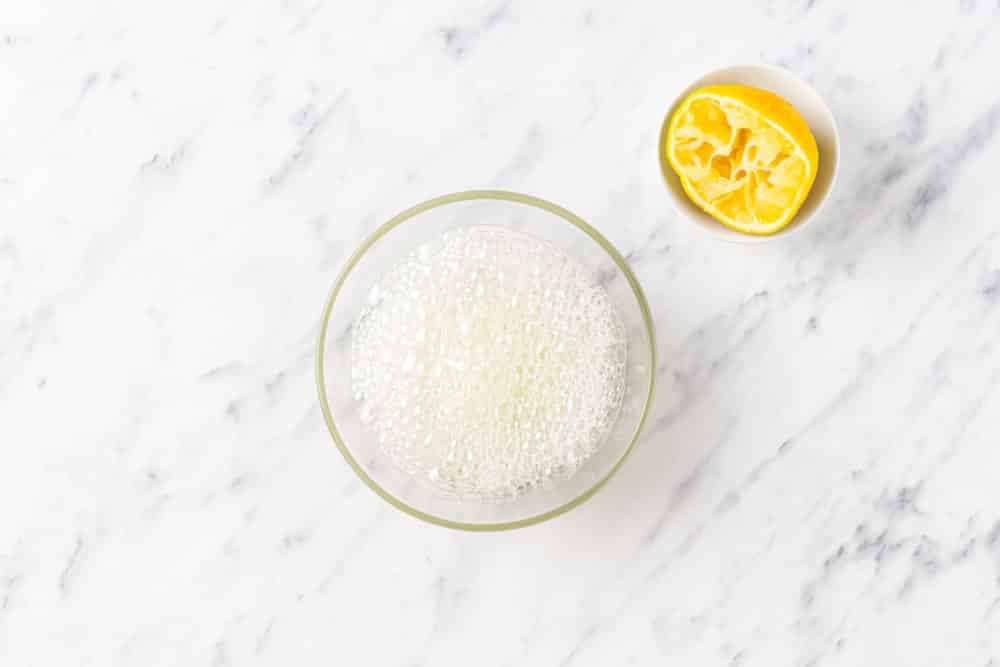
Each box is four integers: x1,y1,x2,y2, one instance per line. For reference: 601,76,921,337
4,0,1000,664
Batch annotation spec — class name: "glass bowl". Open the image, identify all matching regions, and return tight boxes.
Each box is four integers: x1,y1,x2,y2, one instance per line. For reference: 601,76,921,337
316,190,655,530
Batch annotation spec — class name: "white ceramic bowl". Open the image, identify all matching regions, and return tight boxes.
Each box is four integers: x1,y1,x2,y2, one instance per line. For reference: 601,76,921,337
658,63,841,243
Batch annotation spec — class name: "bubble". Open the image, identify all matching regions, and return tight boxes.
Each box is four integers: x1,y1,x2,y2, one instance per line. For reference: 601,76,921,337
401,351,416,373
350,226,627,501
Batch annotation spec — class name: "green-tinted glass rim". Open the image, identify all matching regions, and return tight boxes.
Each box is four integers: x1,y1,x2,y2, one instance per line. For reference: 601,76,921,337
315,190,656,531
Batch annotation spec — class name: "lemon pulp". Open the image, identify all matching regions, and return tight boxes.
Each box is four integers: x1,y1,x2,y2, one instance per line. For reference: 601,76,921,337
666,84,819,235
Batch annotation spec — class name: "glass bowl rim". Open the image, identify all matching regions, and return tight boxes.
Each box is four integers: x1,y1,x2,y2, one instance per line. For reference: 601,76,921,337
315,189,657,531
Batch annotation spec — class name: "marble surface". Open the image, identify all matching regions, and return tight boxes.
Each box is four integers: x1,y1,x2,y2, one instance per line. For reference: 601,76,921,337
3,0,1000,664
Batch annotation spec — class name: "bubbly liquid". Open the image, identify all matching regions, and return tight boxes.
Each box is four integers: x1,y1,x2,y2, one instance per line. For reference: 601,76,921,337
351,226,627,501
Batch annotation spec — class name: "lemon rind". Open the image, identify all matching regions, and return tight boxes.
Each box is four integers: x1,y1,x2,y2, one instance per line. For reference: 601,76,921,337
666,92,817,235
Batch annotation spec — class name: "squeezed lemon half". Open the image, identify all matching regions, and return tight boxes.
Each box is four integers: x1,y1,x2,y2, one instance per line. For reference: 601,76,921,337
665,84,819,235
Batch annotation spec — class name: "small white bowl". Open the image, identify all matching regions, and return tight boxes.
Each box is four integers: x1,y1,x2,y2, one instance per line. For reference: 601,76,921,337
658,63,840,243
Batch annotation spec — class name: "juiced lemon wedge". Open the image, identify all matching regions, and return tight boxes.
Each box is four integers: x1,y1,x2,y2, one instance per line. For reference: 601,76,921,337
665,84,819,235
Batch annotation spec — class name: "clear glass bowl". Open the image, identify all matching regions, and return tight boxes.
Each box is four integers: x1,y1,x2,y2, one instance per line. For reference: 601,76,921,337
316,190,655,530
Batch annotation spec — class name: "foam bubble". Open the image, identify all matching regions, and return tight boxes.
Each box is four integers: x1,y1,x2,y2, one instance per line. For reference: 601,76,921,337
351,226,627,501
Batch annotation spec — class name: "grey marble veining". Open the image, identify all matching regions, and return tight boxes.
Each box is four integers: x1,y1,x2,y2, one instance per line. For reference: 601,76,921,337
2,0,1000,664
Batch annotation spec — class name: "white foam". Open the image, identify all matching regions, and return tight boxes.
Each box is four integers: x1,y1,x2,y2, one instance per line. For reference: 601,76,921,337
351,226,627,501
